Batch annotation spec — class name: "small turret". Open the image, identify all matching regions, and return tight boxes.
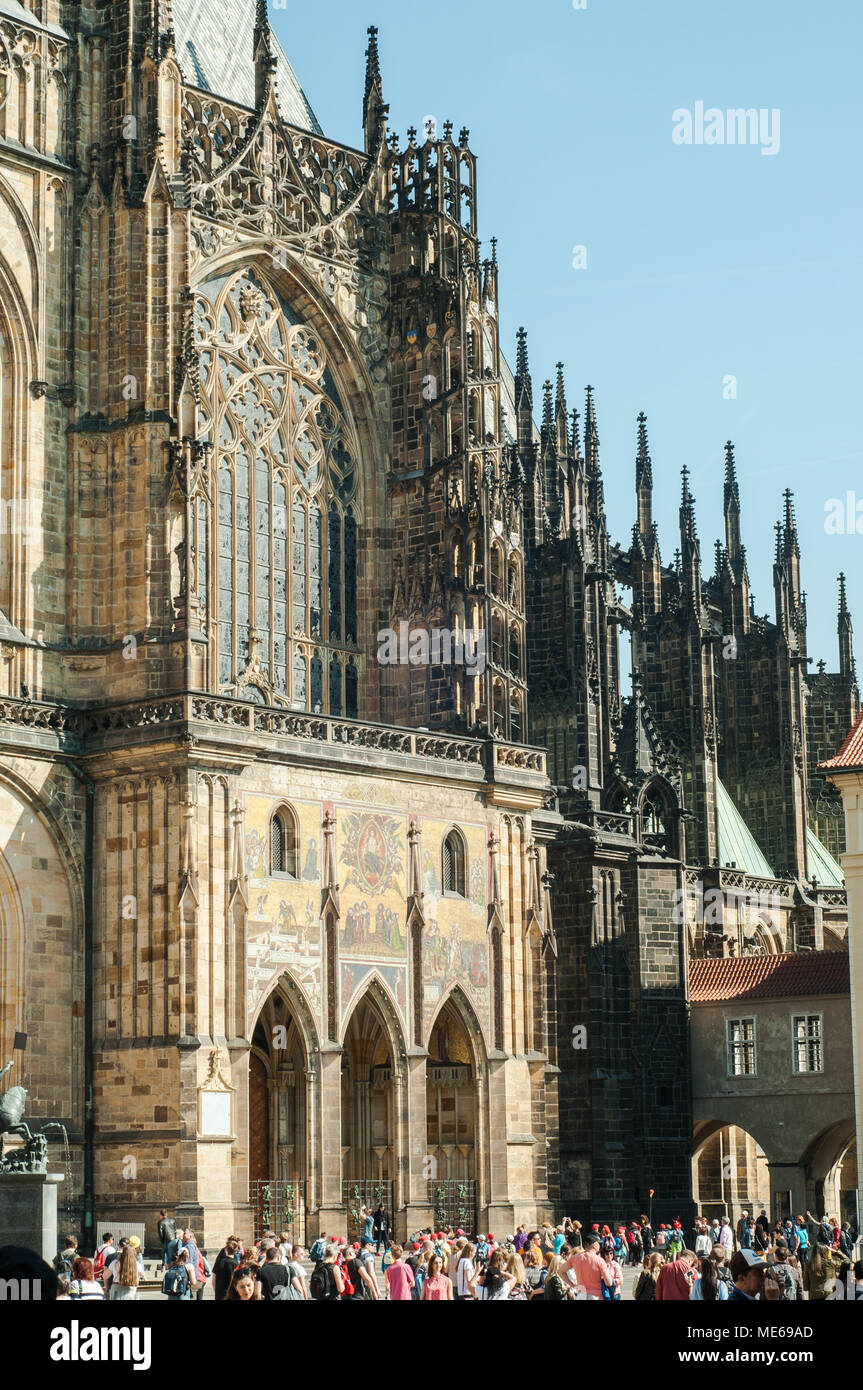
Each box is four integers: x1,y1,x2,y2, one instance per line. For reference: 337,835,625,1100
363,25,385,153
839,572,856,679
724,441,741,560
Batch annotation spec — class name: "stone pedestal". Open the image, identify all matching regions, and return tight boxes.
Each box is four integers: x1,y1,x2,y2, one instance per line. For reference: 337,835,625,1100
0,1172,64,1263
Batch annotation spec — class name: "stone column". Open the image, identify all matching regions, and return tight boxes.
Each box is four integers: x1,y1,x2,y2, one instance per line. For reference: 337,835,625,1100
483,1057,515,1232
827,767,863,1233
313,1044,344,1237
402,1051,433,1237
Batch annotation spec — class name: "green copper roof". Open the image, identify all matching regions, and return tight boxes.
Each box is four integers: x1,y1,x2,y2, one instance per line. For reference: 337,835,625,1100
716,779,774,878
806,827,844,887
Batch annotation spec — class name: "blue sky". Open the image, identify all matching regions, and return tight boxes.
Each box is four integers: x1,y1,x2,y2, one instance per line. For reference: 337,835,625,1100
275,0,862,669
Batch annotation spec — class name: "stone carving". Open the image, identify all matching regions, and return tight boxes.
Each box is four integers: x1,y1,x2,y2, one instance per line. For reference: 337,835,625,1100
0,1061,47,1173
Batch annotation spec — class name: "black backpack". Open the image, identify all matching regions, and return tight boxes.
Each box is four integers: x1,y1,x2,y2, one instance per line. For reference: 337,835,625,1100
310,1261,337,1301
162,1265,190,1297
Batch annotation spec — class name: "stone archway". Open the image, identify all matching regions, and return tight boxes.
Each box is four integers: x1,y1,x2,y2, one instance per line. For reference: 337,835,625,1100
247,972,319,1241
692,1120,772,1226
801,1120,857,1222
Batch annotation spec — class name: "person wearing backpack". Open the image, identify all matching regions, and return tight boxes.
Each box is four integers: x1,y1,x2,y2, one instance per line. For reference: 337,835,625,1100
54,1235,78,1278
310,1244,344,1301
157,1209,177,1267
69,1256,105,1300
93,1232,115,1279
163,1248,193,1300
770,1241,802,1299
309,1234,327,1265
343,1243,377,1301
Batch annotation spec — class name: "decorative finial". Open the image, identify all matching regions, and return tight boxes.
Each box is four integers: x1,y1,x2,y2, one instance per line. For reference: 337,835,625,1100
636,412,652,487
555,363,567,418
459,126,470,148
516,326,529,379
542,380,554,436
443,119,454,142
839,572,849,616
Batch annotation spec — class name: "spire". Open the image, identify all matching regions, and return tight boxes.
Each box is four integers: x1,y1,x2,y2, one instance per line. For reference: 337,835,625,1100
680,465,697,541
783,489,800,558
679,465,701,611
584,385,599,472
839,572,856,680
555,363,567,421
541,379,554,445
363,25,385,152
724,440,740,508
515,327,532,410
636,413,652,489
555,364,568,454
571,408,582,461
781,488,802,606
636,412,653,539
253,0,277,111
724,440,742,558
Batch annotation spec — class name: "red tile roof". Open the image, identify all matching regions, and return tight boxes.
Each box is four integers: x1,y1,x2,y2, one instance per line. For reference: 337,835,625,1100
690,951,850,1003
819,710,863,773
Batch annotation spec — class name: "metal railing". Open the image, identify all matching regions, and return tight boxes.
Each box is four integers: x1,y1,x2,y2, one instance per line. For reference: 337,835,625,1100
249,1180,307,1245
342,1181,394,1245
427,1179,477,1236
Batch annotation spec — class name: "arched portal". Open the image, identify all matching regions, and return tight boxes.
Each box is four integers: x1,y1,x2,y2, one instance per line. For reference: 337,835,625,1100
249,981,313,1241
801,1121,857,1222
341,987,396,1188
425,988,487,1233
426,997,476,1181
692,1121,770,1225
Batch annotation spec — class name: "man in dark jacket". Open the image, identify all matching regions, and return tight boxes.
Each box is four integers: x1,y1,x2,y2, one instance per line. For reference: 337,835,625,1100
257,1245,291,1301
212,1238,243,1300
157,1210,177,1267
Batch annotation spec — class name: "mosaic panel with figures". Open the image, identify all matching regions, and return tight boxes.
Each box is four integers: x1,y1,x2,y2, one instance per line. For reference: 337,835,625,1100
245,793,324,1019
420,819,490,1037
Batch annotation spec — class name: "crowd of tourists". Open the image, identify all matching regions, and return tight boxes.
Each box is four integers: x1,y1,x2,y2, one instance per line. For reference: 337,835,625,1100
1,1203,859,1302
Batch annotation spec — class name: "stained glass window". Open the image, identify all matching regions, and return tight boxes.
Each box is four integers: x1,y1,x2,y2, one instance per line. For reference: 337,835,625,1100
197,268,360,714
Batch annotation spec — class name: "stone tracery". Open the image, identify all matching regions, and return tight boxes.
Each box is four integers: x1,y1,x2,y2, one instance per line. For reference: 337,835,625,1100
195,265,359,714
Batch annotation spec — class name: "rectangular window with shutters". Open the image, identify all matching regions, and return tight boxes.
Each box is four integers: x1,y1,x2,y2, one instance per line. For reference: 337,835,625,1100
726,1017,757,1077
792,1014,823,1073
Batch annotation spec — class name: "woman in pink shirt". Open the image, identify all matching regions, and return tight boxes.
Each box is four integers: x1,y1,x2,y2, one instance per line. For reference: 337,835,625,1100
603,1247,624,1300
421,1253,453,1301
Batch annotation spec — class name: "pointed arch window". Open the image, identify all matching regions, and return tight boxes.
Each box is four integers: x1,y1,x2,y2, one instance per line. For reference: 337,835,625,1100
271,806,298,878
195,268,360,715
442,829,467,898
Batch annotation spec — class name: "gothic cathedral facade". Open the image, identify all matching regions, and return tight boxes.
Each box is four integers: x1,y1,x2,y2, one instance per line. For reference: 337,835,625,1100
0,0,857,1246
